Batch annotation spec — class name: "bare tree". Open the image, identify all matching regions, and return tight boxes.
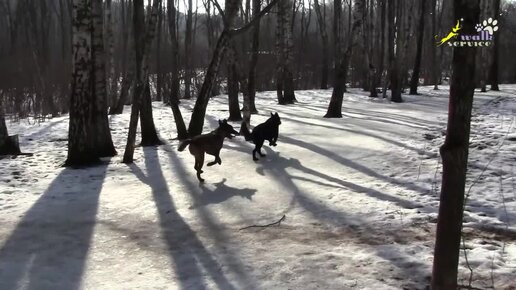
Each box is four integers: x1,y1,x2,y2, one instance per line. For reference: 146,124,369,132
276,0,296,104
431,0,479,288
122,0,162,163
247,0,261,114
409,0,426,95
187,0,279,136
489,0,500,91
430,0,439,90
168,0,188,139
66,0,116,166
313,0,329,89
0,99,21,155
325,0,364,118
184,0,194,99
110,0,133,115
388,0,402,103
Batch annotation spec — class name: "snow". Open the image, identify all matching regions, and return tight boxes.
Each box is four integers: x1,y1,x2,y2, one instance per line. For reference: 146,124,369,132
1,86,516,289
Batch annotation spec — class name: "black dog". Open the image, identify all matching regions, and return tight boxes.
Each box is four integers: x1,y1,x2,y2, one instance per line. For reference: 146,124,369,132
178,119,239,182
240,113,281,161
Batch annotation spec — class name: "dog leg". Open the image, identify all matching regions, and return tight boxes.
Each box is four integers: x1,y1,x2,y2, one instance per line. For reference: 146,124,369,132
257,140,266,157
252,148,259,161
207,155,222,166
195,154,205,182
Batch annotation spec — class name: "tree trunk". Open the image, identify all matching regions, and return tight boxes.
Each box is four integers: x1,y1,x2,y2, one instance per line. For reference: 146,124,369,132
431,0,439,90
0,100,21,155
489,0,500,91
325,0,364,118
167,0,187,139
314,0,329,89
389,0,402,103
283,0,296,103
409,0,426,95
140,79,162,145
431,0,479,288
276,3,286,105
247,0,261,114
105,0,117,107
187,0,277,135
188,0,240,136
92,0,117,157
276,0,296,104
156,1,163,101
123,0,161,163
66,0,100,166
227,61,242,121
379,0,386,98
184,0,194,99
109,0,132,115
188,30,232,136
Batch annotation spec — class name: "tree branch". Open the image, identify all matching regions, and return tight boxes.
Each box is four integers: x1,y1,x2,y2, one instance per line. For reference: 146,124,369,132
239,215,286,230
229,0,279,35
209,0,226,24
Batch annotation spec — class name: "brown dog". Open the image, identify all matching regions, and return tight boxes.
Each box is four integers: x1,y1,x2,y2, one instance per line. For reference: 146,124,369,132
178,119,239,182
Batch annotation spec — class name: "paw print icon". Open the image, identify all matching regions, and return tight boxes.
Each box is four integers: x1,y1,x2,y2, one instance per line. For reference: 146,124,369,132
476,18,499,35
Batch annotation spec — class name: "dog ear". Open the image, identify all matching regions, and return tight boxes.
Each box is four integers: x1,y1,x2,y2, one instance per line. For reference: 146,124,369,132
275,112,279,116
223,119,228,124
270,112,273,117
218,120,222,125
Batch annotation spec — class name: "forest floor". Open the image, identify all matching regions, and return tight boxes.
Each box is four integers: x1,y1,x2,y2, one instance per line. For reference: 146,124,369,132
1,86,516,290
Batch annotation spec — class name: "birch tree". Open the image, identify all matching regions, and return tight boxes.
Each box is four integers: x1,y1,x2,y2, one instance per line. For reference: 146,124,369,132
66,0,116,166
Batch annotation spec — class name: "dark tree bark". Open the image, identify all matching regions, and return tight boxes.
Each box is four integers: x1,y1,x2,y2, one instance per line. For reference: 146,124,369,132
105,0,117,107
409,0,426,95
110,0,132,115
167,0,188,139
92,0,117,157
325,0,364,118
247,0,261,114
188,30,233,136
227,60,242,121
313,0,329,89
156,0,164,101
378,0,387,98
389,0,402,103
123,0,161,163
431,1,479,289
140,79,162,145
276,0,296,104
431,0,439,90
489,0,500,91
184,0,194,99
0,102,21,155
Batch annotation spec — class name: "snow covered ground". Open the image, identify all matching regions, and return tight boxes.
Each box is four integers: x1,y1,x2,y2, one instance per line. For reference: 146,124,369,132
1,86,515,290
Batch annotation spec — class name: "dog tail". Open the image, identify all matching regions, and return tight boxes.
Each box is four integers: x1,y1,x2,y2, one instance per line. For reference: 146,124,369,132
240,122,253,142
178,139,191,152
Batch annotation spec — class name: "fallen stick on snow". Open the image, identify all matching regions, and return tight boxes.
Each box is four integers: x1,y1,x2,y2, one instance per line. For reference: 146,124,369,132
239,215,286,230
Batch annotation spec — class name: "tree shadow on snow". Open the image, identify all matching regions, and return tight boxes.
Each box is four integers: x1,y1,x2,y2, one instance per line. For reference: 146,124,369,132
0,164,108,290
128,146,255,290
247,148,432,286
162,145,259,289
278,134,432,196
